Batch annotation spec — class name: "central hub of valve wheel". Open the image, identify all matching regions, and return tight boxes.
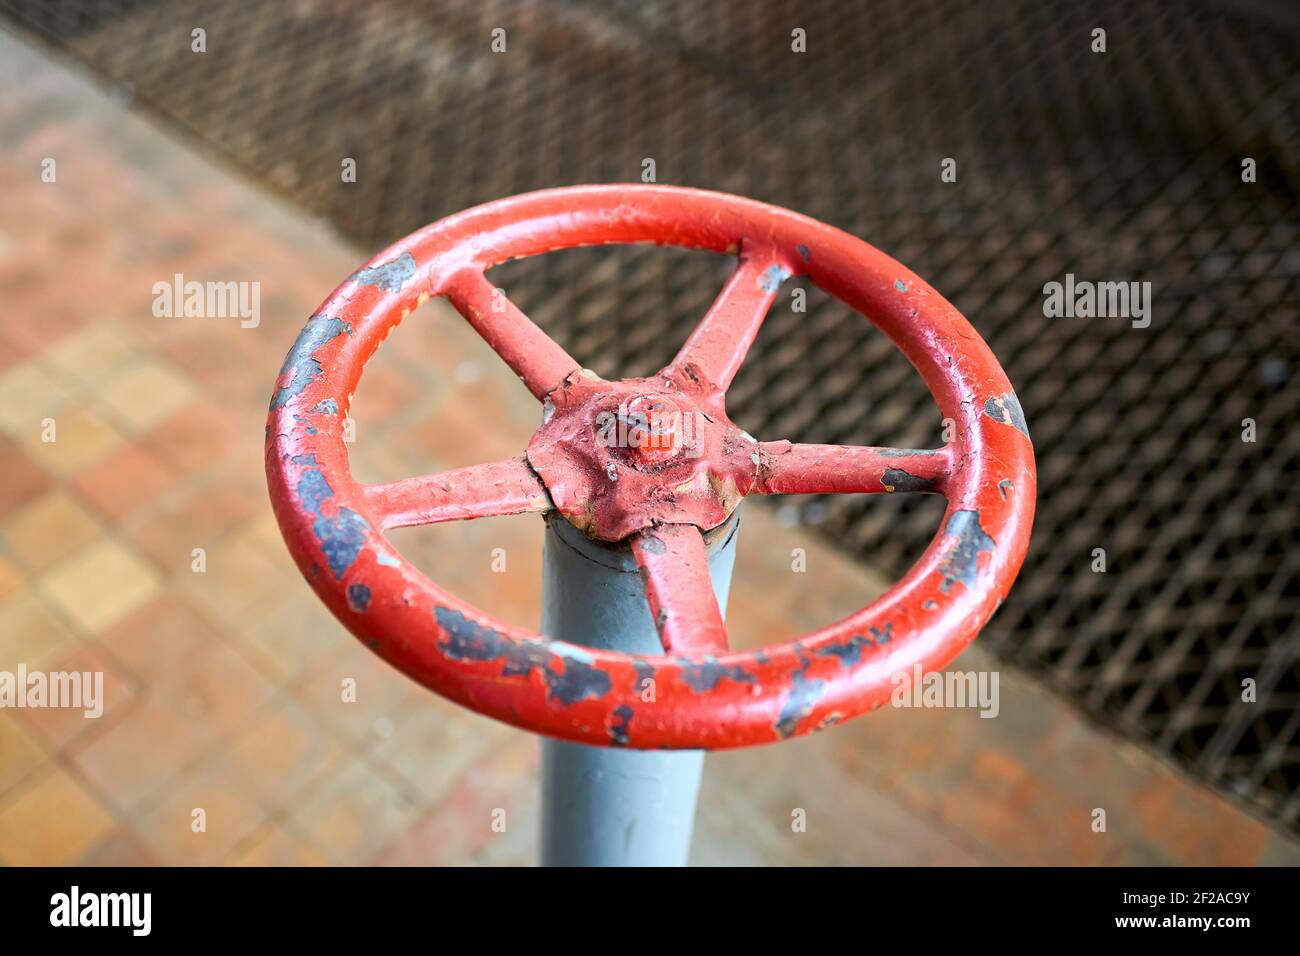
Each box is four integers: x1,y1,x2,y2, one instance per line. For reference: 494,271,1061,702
622,394,684,463
527,367,761,542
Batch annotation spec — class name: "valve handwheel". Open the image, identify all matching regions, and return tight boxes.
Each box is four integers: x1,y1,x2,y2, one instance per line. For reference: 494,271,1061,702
266,185,1035,750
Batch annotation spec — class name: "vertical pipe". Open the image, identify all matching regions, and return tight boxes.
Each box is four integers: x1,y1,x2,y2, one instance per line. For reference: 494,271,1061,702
539,512,740,867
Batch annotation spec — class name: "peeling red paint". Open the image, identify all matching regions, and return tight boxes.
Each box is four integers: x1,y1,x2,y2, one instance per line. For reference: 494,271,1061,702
265,185,1036,750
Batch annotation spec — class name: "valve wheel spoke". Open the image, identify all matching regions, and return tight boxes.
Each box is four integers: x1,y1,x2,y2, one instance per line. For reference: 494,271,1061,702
668,246,793,392
444,267,582,400
753,442,951,496
361,456,552,531
632,523,729,656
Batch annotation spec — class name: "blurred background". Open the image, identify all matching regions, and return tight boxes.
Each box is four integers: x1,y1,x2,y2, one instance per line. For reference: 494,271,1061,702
0,0,1296,865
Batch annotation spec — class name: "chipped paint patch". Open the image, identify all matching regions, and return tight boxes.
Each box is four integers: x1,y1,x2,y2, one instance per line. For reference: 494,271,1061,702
350,251,417,292
436,605,536,665
678,657,756,693
314,511,367,579
433,606,611,705
609,704,634,746
347,583,372,612
982,392,1030,439
638,535,666,556
894,278,909,292
759,263,792,292
881,467,935,493
547,657,614,706
816,634,871,666
270,314,352,410
775,661,825,738
998,478,1014,499
633,660,656,695
312,398,339,415
296,467,370,578
939,509,996,593
815,622,892,667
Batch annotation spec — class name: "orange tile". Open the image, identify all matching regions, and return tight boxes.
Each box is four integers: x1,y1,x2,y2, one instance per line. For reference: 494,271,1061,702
2,488,104,572
292,642,428,746
0,713,51,798
134,760,267,865
70,696,208,813
99,595,227,686
175,533,294,631
406,388,532,468
228,821,328,866
345,362,422,423
18,401,127,477
0,554,23,601
0,359,76,438
164,639,275,739
0,324,38,375
41,322,139,387
1131,778,1270,866
0,766,116,865
0,435,52,521
71,442,179,522
79,827,161,866
236,597,348,680
2,306,88,365
139,399,238,476
0,592,81,671
371,695,515,802
293,756,419,864
127,482,260,571
223,698,346,810
369,736,535,866
39,538,161,635
96,357,198,434
158,328,274,406
95,593,272,738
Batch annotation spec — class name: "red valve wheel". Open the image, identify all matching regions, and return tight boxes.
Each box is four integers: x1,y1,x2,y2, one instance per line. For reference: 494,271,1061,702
265,185,1035,750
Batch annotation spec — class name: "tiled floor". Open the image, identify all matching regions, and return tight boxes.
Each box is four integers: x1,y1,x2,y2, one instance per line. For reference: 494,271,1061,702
0,28,1296,866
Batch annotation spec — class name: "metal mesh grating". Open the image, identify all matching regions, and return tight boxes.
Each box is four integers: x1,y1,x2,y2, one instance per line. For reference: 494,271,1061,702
4,0,1297,830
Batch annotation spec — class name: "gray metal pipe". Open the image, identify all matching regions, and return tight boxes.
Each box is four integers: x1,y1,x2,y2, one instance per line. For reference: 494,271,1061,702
539,511,740,867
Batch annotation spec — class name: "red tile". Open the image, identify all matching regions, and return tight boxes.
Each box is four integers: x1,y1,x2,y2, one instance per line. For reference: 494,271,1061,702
125,483,260,572
139,399,238,476
99,595,226,686
69,696,208,814
80,827,161,866
71,442,179,522
0,435,52,521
